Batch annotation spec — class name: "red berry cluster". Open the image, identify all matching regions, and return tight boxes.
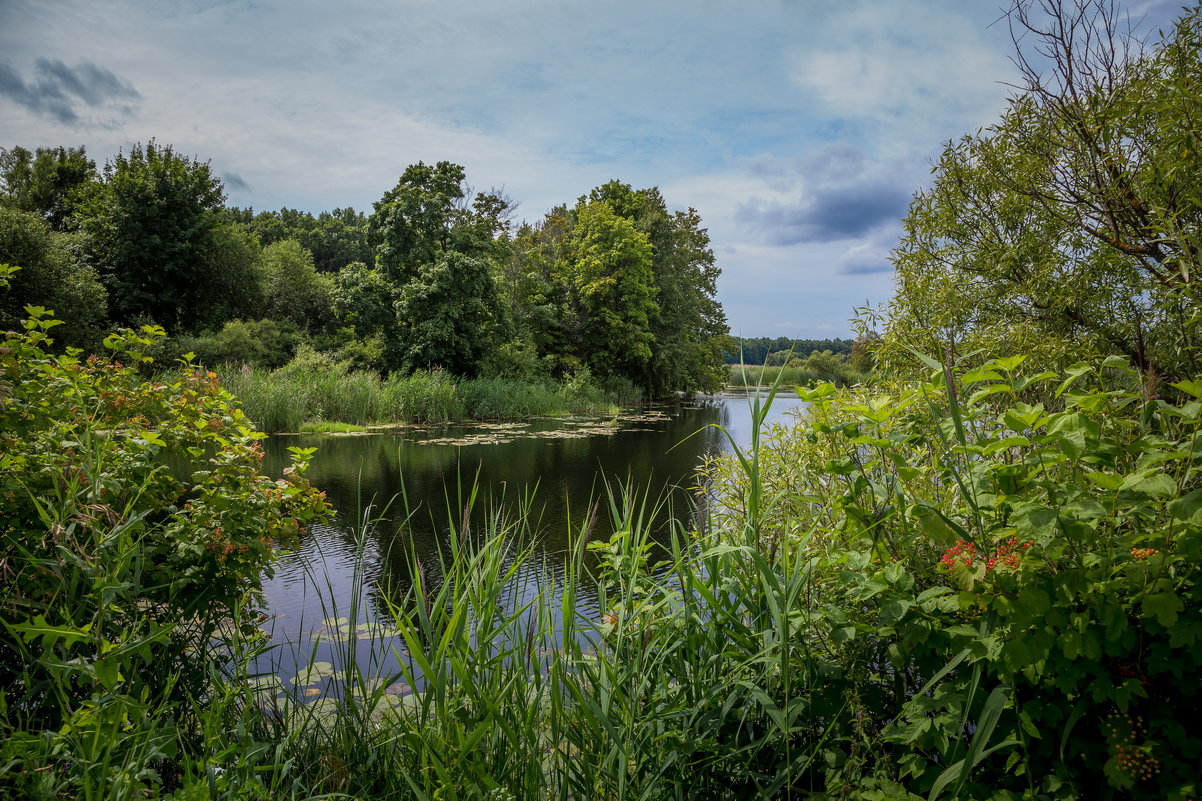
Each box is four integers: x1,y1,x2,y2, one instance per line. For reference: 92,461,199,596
985,536,1033,570
1104,710,1161,782
940,537,1033,571
1131,547,1159,560
940,539,979,567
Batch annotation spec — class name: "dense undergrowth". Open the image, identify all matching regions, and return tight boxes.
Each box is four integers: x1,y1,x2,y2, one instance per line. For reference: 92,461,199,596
2,285,1199,798
214,346,644,433
0,297,329,798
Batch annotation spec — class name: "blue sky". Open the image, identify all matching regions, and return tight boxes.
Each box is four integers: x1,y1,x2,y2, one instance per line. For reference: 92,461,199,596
0,0,1180,337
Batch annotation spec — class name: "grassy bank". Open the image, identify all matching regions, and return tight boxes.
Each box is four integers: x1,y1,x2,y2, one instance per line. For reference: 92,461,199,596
215,349,644,433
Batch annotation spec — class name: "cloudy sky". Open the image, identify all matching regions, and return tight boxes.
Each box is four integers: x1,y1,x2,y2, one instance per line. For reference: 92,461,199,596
0,0,1180,337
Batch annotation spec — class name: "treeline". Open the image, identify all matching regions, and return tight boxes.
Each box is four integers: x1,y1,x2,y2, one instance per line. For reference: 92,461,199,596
0,145,728,397
722,336,852,365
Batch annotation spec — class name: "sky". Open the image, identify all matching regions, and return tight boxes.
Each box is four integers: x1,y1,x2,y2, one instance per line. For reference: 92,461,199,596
0,0,1182,338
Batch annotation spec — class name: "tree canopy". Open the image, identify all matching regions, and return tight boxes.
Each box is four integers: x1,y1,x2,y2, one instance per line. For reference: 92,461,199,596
878,0,1202,382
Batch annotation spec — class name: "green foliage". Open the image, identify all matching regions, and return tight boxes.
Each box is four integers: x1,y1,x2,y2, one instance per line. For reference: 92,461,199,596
390,251,503,375
0,145,97,231
724,336,855,365
218,347,635,433
505,183,729,395
880,3,1202,382
0,310,328,798
728,350,866,388
562,200,658,380
702,357,1202,798
330,162,511,375
229,205,370,273
74,140,256,334
176,317,304,369
260,238,334,330
0,207,107,349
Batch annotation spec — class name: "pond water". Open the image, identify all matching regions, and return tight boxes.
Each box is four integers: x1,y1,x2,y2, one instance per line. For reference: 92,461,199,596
254,391,807,693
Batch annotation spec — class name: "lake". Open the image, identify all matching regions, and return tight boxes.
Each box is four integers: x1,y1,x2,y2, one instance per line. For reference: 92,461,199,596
254,391,807,690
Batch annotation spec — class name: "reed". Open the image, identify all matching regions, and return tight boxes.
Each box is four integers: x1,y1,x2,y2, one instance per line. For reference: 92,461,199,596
215,364,636,433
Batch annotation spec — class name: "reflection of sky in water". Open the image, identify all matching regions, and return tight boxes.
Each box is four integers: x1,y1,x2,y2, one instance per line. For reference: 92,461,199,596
255,392,807,691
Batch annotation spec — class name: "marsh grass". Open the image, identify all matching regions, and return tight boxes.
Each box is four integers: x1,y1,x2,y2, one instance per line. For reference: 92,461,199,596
217,363,640,433
264,385,834,800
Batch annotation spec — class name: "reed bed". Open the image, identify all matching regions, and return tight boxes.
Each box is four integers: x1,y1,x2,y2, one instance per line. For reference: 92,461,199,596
217,364,641,433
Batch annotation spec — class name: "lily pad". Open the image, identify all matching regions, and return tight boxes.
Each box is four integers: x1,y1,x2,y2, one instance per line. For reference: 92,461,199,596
292,661,338,686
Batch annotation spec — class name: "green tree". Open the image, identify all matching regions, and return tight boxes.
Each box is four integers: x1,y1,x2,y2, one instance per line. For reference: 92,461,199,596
390,252,503,375
0,145,96,231
370,161,505,281
879,1,1202,381
561,201,657,380
75,141,258,334
261,238,333,329
0,207,106,348
332,162,508,375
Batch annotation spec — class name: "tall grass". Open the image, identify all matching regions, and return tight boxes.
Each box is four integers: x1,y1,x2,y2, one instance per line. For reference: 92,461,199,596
217,358,641,433
276,461,830,799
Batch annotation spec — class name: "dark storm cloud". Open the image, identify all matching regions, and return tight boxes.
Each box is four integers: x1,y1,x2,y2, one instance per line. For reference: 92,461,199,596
737,144,913,245
222,172,250,191
0,59,140,126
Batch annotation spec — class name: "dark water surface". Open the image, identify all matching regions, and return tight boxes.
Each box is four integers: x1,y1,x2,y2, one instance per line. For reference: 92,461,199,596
255,391,806,689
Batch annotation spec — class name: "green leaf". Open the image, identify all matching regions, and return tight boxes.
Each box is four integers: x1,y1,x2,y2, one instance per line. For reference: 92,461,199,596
1142,592,1183,627
9,615,93,649
1084,472,1123,491
1169,489,1202,524
1170,380,1202,400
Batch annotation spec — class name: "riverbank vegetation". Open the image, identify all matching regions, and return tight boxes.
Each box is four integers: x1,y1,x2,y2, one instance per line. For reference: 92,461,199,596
2,0,1201,797
727,349,868,389
214,346,641,434
0,143,730,410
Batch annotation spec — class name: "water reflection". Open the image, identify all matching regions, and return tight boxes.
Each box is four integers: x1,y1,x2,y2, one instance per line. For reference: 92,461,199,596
256,392,806,684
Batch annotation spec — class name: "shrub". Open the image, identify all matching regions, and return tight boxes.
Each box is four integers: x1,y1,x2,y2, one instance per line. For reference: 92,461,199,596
702,356,1202,798
0,302,328,797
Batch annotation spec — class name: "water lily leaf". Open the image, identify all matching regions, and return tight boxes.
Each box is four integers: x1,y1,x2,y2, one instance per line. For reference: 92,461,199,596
292,661,337,685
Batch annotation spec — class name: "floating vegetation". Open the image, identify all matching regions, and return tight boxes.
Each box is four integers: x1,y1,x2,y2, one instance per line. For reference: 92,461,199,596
406,408,671,446
292,661,339,686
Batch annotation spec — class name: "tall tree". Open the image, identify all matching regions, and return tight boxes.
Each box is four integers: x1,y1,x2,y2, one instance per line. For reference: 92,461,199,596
75,141,257,334
879,0,1202,381
560,201,657,380
0,145,96,231
333,161,507,374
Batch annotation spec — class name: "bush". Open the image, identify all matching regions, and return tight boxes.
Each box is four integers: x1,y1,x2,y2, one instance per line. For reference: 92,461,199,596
0,301,328,797
176,317,304,369
701,356,1202,798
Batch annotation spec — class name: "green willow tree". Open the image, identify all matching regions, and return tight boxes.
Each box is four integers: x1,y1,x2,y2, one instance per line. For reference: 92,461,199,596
879,0,1202,382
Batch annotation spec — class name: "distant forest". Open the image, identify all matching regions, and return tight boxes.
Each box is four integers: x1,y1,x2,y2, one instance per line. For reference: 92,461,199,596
722,336,853,365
